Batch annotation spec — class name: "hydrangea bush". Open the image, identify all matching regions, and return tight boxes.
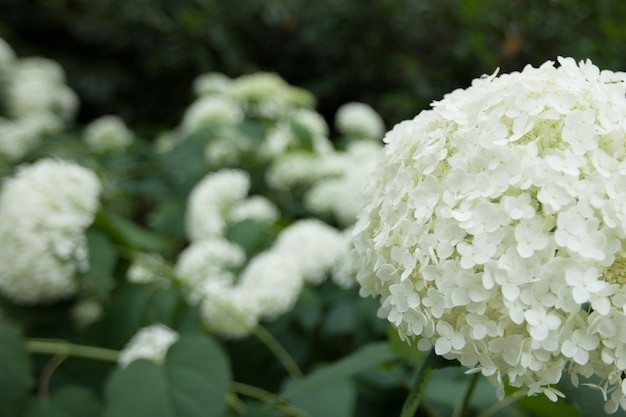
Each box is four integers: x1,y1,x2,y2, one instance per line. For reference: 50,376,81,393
352,57,626,413
0,33,622,417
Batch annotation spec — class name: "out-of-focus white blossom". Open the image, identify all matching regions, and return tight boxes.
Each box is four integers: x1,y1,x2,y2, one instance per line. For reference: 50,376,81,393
305,141,382,226
72,297,104,329
185,169,251,240
175,238,246,299
0,118,41,161
239,251,302,320
127,253,170,287
273,219,346,284
230,195,280,225
118,324,180,368
352,57,626,410
193,72,234,96
200,281,259,339
6,57,78,123
0,159,101,304
181,95,244,134
335,102,385,140
83,115,134,153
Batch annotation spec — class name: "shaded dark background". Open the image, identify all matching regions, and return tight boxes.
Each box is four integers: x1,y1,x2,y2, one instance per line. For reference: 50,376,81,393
1,0,625,135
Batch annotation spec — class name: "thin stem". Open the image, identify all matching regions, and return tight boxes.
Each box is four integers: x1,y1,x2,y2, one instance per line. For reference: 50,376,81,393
253,325,303,378
26,339,120,363
400,349,438,417
38,353,68,398
232,381,309,417
476,392,525,417
452,372,480,417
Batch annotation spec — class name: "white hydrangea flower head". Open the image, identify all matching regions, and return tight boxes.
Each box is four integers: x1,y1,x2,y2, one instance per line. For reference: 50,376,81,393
335,102,385,140
0,37,16,73
83,115,134,153
200,280,259,339
305,141,382,226
238,251,303,320
230,195,280,225
6,57,78,122
118,324,180,368
193,72,234,96
273,219,346,284
174,238,246,300
181,95,244,134
231,72,315,118
291,108,334,154
0,118,42,161
204,137,241,166
266,151,345,191
0,159,101,304
351,57,626,410
185,169,251,240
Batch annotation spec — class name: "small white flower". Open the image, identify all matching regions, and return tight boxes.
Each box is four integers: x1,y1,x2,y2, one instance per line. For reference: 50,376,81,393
118,324,179,367
83,115,134,153
335,102,385,140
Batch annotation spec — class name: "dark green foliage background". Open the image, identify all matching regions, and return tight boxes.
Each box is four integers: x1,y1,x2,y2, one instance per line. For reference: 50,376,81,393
1,0,625,132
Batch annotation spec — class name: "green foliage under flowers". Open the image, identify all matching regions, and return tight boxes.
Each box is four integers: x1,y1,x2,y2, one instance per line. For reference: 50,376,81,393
1,35,625,417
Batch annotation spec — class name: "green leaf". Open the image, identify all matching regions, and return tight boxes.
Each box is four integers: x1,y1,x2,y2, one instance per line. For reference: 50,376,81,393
226,219,274,258
559,375,626,417
104,334,231,417
22,386,102,417
94,210,169,253
289,378,355,417
517,392,578,417
162,128,213,195
0,324,35,417
78,229,116,301
281,341,394,400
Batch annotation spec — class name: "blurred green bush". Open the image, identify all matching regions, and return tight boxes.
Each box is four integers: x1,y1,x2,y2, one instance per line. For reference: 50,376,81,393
1,0,625,133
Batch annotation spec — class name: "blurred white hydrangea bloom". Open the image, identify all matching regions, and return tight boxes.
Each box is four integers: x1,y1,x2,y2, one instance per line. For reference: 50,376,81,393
0,159,101,304
238,251,303,320
185,169,251,240
200,280,259,339
181,95,244,134
6,57,78,123
175,238,246,299
0,118,42,161
83,115,134,153
71,297,103,329
193,72,234,96
335,102,385,140
118,324,180,368
352,57,626,411
273,219,346,284
305,141,382,226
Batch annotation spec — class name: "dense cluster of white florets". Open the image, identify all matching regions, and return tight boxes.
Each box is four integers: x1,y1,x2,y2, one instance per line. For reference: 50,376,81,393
0,159,101,304
118,324,180,368
83,115,134,153
352,57,626,412
0,37,79,161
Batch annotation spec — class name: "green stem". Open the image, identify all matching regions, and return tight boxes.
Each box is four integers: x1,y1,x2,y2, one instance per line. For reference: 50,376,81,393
38,353,68,398
232,381,309,417
452,372,480,417
400,349,437,417
26,339,120,363
253,325,303,378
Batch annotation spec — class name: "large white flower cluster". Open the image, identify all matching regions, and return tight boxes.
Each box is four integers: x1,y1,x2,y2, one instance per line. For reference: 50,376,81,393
0,37,79,161
177,170,349,338
0,159,101,304
352,57,626,411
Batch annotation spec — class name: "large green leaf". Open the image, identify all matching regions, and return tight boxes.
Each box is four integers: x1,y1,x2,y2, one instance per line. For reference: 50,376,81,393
78,229,116,301
94,210,169,253
281,341,394,400
104,334,231,417
0,324,34,417
22,386,102,417
289,378,355,417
